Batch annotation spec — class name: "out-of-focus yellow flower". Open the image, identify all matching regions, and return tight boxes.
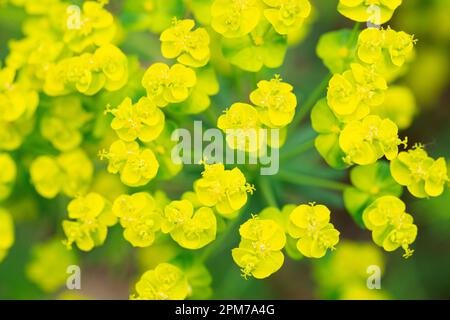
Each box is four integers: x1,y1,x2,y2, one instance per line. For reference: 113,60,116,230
337,0,402,25
0,153,16,201
26,239,78,292
0,208,14,263
131,263,190,300
263,0,311,35
30,149,93,198
160,19,210,67
211,0,262,38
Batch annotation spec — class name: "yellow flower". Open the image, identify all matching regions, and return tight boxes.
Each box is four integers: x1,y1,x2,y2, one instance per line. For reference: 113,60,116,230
0,208,14,263
30,149,93,198
121,147,159,187
362,196,417,258
217,102,263,152
94,44,129,91
63,192,116,252
26,239,78,292
131,263,190,300
142,63,196,107
327,63,387,121
63,1,116,53
40,96,92,151
339,115,402,165
194,163,254,217
232,216,286,279
337,0,402,25
160,19,210,67
211,0,262,38
109,97,165,142
288,203,340,258
263,0,311,35
170,207,217,249
390,145,449,198
113,192,162,247
0,153,16,201
250,75,297,128
100,140,159,187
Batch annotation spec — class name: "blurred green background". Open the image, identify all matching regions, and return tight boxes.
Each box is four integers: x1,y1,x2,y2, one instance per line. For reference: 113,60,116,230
0,0,449,299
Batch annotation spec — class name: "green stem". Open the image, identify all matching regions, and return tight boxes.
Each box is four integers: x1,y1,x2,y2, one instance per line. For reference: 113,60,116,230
277,170,349,191
290,73,332,129
280,139,315,161
258,176,278,207
348,22,361,47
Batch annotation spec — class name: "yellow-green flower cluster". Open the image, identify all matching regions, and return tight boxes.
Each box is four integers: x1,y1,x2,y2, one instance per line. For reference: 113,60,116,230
142,63,197,108
339,115,402,165
62,192,117,252
232,215,286,279
337,0,402,25
232,203,340,278
113,192,163,248
163,200,217,249
288,203,340,258
194,163,255,218
211,0,312,71
100,140,159,187
0,208,14,263
0,67,38,151
363,196,417,258
40,96,92,151
26,238,78,292
217,75,297,151
356,27,416,80
109,97,165,143
160,18,210,67
211,0,311,37
0,153,16,201
314,240,389,300
45,44,128,96
390,145,449,198
250,75,297,128
131,263,190,300
327,63,387,122
30,149,93,198
63,1,116,53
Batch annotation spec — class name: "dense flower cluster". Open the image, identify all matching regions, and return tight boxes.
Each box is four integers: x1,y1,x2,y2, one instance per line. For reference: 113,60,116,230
62,192,117,251
217,75,297,151
363,196,417,258
131,263,190,300
288,203,340,258
112,192,161,247
0,209,14,263
0,0,447,301
194,163,255,218
337,0,402,25
311,2,449,261
232,216,286,279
